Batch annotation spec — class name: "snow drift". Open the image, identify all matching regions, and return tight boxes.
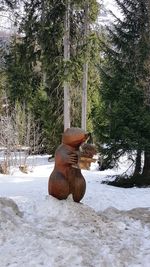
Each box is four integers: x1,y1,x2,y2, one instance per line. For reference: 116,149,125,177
1,196,150,267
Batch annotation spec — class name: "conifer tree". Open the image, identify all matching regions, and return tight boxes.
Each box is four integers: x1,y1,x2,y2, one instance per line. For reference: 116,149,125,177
5,0,100,152
95,0,150,183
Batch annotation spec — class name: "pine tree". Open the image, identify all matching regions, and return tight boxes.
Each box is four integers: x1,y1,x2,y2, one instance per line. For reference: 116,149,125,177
5,0,100,153
94,0,150,184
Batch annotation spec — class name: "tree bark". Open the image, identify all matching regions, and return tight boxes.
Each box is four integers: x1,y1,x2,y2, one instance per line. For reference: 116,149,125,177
63,0,71,130
133,149,142,176
81,2,89,131
82,62,88,130
142,151,150,176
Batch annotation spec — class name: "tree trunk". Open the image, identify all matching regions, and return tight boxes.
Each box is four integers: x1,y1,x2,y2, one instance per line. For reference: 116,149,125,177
81,2,89,131
82,62,88,130
142,151,150,176
133,149,142,176
63,0,71,130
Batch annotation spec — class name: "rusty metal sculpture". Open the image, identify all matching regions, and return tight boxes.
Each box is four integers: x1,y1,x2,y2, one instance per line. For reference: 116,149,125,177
48,127,96,202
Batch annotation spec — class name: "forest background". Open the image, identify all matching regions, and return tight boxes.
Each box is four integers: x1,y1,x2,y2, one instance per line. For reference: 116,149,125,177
0,0,150,185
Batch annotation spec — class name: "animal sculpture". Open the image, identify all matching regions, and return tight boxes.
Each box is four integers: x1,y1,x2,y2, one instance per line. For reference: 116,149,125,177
48,127,90,202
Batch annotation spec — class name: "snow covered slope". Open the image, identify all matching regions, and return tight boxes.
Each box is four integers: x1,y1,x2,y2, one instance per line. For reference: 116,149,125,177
0,155,150,267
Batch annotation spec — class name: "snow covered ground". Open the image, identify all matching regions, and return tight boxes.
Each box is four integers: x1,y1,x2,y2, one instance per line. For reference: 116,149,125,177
0,155,150,267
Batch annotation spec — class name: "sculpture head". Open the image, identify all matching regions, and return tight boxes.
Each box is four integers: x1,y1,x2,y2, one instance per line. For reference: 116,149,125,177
62,127,89,147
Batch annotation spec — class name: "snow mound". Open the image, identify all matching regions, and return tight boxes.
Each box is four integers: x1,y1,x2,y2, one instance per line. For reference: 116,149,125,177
1,196,150,267
100,206,150,226
98,206,150,266
0,197,23,241
0,197,24,266
0,197,23,217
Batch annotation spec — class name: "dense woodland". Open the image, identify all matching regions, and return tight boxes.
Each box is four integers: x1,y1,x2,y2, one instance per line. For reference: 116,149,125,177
0,0,150,186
